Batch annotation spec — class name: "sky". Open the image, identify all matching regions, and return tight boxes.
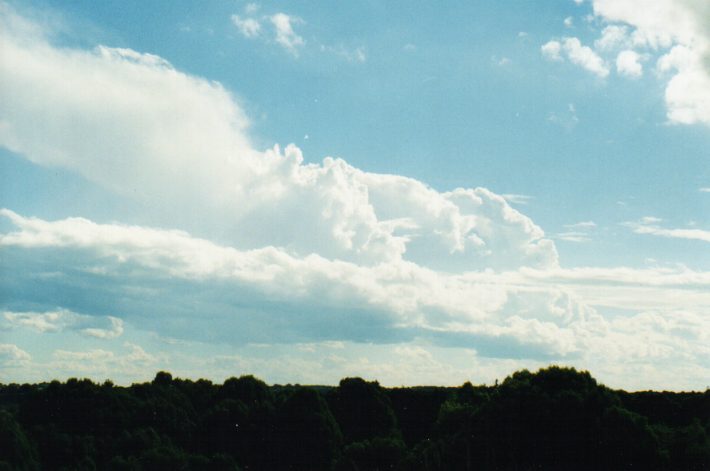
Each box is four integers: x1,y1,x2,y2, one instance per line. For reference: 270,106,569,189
1,0,709,390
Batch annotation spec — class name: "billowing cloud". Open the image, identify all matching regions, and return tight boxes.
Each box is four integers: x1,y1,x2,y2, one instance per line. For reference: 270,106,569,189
2,209,710,390
595,25,630,51
0,209,583,358
0,10,557,272
547,0,710,126
541,40,563,61
616,49,643,77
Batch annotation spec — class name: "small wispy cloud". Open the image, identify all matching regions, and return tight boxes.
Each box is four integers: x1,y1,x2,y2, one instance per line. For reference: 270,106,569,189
640,216,662,224
321,44,366,63
542,37,609,78
625,217,710,244
270,13,305,56
556,220,596,243
564,221,597,229
548,103,579,130
502,194,532,205
556,232,591,243
491,55,512,66
554,221,597,243
231,15,261,38
230,8,306,57
699,188,710,193
563,37,609,77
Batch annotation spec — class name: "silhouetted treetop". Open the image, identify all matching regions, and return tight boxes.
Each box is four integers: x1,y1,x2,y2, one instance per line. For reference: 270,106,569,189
0,366,707,470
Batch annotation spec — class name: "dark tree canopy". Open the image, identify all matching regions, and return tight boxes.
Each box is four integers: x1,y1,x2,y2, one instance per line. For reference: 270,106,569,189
0,366,708,470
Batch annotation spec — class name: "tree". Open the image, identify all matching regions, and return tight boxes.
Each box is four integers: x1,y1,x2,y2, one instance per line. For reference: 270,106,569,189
0,410,40,470
330,378,400,444
275,388,342,470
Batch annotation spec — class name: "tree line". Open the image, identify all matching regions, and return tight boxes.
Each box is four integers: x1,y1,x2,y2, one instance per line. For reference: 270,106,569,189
1,366,708,470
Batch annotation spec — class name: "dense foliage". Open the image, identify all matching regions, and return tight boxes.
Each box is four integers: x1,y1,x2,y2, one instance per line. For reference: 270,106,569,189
1,367,708,470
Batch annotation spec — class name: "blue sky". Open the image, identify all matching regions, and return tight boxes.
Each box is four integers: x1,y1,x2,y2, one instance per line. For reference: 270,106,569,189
1,0,710,390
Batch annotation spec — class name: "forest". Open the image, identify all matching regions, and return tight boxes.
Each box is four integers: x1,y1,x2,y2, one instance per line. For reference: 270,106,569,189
1,366,708,470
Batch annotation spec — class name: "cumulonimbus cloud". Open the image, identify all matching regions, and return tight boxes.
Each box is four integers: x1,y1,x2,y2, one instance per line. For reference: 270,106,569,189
0,4,557,272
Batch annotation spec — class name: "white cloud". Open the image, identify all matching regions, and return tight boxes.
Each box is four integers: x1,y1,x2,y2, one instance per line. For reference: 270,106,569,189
3,310,73,332
0,344,31,365
626,218,710,243
547,103,579,130
231,14,261,38
0,16,557,272
0,210,568,349
270,13,304,56
54,349,115,361
616,49,644,77
82,316,124,339
556,232,591,243
321,44,366,63
542,37,610,77
541,40,562,61
2,309,124,339
231,8,362,63
564,17,574,28
700,187,710,193
656,44,710,125
502,194,532,205
541,1,710,125
563,37,610,77
46,343,162,382
592,0,710,126
565,221,597,229
595,25,630,51
3,210,710,388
